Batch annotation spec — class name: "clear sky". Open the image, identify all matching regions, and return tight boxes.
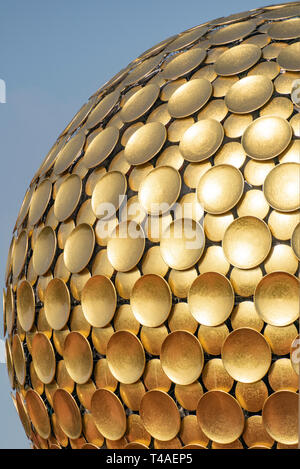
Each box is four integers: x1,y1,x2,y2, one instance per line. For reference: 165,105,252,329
0,0,278,449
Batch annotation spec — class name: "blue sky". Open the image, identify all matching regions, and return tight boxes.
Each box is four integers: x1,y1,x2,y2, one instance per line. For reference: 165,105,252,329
0,0,278,449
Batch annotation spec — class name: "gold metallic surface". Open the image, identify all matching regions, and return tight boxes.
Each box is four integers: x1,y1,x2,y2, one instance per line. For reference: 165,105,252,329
5,2,300,450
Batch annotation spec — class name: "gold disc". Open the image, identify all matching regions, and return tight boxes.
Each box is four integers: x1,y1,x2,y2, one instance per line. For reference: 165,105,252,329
262,391,298,445
225,75,273,113
222,216,272,269
214,44,261,76
196,391,244,444
63,223,95,273
31,332,56,384
107,330,145,384
278,42,300,72
235,380,269,412
25,389,51,439
168,79,212,118
237,190,269,219
254,272,299,326
188,272,234,326
138,165,181,215
83,127,119,169
243,415,274,449
91,170,127,218
28,179,52,226
291,222,300,259
160,218,205,270
242,116,292,160
130,274,171,327
268,358,298,392
222,328,271,383
196,164,244,214
213,142,246,169
231,301,264,332
120,84,159,122
53,132,85,175
16,280,35,332
140,390,181,441
160,331,204,385
44,278,70,330
81,275,116,327
162,48,206,80
12,334,26,385
268,17,300,40
107,221,145,272
54,174,82,222
265,324,298,356
179,119,224,162
201,358,234,392
91,389,126,441
263,163,300,212
52,389,82,440
264,244,298,274
209,19,257,45
124,122,166,165
63,331,93,384
33,226,57,275
86,90,120,130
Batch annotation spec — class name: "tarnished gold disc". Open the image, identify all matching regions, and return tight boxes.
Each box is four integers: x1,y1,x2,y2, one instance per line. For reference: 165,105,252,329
214,44,261,76
225,75,273,113
130,274,171,327
31,332,56,384
188,272,234,326
262,391,298,445
179,119,224,162
33,226,57,276
168,79,212,118
53,389,82,440
63,223,95,273
91,389,126,441
124,122,166,165
263,163,300,212
17,280,35,332
140,390,181,441
54,174,82,222
107,330,145,384
161,331,203,385
81,275,116,327
222,328,271,383
242,116,292,160
197,164,244,214
223,216,272,269
25,389,51,439
120,84,160,122
91,170,127,218
107,221,145,272
196,391,244,444
162,48,206,80
83,127,119,169
160,218,205,270
254,272,299,326
63,331,93,384
44,278,70,330
138,166,181,215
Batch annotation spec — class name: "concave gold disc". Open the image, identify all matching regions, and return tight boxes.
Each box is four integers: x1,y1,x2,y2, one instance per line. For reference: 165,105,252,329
25,389,51,439
277,42,300,71
44,278,70,330
52,389,82,440
162,48,207,80
242,116,292,160
168,79,212,118
262,391,299,445
63,331,93,384
53,132,85,175
91,389,126,441
140,390,181,441
28,179,52,226
130,274,171,327
16,280,35,332
31,332,56,384
235,380,268,413
143,359,171,392
188,272,234,326
290,335,300,376
222,327,271,383
231,301,264,332
196,164,244,214
291,222,300,260
202,358,234,392
107,220,145,272
208,19,257,45
63,223,95,273
222,216,272,269
138,166,181,215
268,358,298,392
12,334,26,386
32,226,57,276
225,75,273,113
54,174,82,222
91,170,127,219
15,392,32,438
120,84,159,122
243,415,274,449
106,330,145,384
160,330,204,385
196,390,244,444
124,122,166,165
268,17,300,40
214,44,261,76
160,218,205,270
179,119,224,162
86,90,120,130
254,271,299,326
83,127,119,169
263,163,300,212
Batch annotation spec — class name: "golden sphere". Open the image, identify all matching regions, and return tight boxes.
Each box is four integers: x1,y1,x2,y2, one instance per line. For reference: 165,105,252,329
4,2,300,450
